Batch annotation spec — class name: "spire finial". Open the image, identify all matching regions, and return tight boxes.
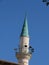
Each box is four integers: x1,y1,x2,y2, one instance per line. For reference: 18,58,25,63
20,15,29,37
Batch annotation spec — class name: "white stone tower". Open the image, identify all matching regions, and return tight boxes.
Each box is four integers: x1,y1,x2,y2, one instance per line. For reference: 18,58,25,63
15,16,34,65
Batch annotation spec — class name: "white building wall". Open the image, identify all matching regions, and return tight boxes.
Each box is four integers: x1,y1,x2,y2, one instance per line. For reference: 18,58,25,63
20,37,29,53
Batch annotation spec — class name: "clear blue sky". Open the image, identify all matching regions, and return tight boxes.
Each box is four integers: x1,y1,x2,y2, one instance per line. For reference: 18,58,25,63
0,0,49,65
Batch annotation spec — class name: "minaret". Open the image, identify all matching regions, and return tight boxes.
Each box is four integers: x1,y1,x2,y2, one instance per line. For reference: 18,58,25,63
15,16,34,65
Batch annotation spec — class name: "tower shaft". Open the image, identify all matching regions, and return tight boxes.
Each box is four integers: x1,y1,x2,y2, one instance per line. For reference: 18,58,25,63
15,16,34,65
16,36,31,65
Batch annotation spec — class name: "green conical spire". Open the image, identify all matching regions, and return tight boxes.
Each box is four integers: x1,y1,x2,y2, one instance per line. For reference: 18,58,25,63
20,16,29,37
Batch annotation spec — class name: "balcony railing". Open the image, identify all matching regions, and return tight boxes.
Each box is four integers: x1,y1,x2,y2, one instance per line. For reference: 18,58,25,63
14,46,34,55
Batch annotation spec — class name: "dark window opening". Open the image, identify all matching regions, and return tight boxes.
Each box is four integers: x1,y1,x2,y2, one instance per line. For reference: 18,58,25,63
25,45,27,47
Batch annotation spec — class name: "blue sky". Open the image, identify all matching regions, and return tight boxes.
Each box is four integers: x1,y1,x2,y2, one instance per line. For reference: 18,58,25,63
0,0,49,65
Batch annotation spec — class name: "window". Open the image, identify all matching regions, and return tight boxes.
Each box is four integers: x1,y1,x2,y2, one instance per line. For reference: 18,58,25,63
25,45,27,47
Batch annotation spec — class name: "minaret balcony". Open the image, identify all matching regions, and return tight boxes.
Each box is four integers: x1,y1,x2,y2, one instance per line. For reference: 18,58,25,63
16,52,32,59
14,47,34,59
